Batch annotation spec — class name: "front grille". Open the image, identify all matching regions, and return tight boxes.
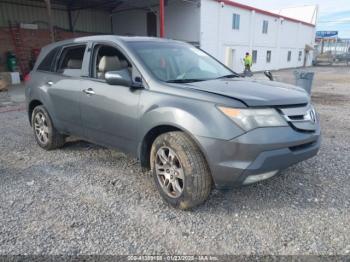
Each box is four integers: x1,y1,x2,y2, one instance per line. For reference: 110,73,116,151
288,115,305,121
278,104,318,132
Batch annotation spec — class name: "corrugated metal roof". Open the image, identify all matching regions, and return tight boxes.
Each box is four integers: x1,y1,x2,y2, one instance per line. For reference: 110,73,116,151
2,0,162,12
0,0,172,33
0,0,111,33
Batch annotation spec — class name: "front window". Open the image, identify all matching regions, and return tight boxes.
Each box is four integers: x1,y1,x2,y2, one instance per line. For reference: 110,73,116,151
91,44,131,79
128,42,236,83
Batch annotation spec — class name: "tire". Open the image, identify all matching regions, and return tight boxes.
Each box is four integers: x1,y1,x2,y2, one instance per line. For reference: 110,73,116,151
150,131,212,210
31,105,65,150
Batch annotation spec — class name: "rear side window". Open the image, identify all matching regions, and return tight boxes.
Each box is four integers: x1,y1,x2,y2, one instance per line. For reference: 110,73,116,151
37,47,60,72
56,45,86,77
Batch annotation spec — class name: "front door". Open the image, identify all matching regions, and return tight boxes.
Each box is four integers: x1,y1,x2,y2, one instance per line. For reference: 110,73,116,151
80,43,142,154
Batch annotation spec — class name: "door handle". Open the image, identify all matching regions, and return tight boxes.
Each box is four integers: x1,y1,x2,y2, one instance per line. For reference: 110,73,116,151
47,81,53,86
83,88,95,95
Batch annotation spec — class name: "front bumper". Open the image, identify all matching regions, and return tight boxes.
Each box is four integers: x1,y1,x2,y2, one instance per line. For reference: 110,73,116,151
195,125,321,189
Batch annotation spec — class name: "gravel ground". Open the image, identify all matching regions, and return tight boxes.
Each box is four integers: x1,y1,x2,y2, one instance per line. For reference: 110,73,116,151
0,66,349,255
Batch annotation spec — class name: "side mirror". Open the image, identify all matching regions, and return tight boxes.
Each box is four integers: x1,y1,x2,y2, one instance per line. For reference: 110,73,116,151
264,70,274,81
105,69,132,87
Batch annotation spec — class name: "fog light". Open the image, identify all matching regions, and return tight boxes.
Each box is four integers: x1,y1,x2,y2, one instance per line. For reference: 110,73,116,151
243,170,279,185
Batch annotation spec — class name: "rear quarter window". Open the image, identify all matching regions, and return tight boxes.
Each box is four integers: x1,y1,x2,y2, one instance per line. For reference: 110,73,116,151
37,47,60,72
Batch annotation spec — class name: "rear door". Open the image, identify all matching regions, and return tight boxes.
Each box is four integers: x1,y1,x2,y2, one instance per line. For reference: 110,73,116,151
46,43,90,136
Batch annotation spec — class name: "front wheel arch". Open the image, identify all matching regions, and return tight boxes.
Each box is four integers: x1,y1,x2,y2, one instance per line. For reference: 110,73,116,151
139,125,181,169
150,131,213,209
139,125,212,176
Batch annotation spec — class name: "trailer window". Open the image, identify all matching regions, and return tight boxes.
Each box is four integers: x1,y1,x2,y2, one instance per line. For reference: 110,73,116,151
262,20,268,34
232,14,240,30
298,51,303,61
266,51,271,63
252,50,257,64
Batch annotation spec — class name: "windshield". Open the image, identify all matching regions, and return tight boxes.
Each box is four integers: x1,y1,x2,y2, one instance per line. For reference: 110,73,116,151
128,41,238,83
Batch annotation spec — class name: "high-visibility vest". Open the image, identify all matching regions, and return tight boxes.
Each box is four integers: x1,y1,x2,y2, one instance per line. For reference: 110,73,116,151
244,55,252,66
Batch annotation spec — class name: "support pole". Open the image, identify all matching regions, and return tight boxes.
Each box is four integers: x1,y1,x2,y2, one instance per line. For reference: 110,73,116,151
44,0,55,42
110,13,114,34
159,0,165,38
68,8,74,32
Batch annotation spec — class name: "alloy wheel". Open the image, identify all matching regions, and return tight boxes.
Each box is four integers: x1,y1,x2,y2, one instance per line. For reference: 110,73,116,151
155,146,185,198
34,112,49,144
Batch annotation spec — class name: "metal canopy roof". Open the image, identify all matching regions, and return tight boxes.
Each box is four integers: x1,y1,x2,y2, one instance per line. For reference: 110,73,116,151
23,0,162,12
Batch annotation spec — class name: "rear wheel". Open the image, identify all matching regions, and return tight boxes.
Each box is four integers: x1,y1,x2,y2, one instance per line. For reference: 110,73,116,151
31,105,65,150
150,131,212,210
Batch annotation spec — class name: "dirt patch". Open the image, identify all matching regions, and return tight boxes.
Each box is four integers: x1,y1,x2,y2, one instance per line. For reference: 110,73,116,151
311,92,348,106
315,75,350,85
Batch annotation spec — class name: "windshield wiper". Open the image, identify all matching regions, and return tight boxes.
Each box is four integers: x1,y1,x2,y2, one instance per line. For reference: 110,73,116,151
166,79,206,83
166,74,239,83
216,74,240,79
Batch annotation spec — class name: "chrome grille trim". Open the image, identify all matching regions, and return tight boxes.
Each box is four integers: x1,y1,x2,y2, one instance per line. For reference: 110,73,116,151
278,104,317,131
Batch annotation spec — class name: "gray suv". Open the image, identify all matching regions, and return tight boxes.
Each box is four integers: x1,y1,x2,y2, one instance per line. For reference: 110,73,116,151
25,36,321,209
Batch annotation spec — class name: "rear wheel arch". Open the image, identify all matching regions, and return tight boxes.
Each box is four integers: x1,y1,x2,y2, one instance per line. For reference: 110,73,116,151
28,100,43,125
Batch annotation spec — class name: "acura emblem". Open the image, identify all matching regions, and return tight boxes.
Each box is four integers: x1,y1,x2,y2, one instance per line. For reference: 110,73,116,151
304,108,316,123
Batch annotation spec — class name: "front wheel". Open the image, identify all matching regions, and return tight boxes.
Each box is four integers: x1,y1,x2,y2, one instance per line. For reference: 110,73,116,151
150,131,212,210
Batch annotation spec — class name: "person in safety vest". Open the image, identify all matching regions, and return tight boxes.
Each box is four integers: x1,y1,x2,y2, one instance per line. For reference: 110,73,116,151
243,52,252,73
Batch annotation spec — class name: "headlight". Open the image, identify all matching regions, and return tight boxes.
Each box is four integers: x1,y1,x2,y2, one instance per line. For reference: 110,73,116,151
218,106,288,131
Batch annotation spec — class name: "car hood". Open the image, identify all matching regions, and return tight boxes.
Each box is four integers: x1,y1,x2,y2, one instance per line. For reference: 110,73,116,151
184,78,309,107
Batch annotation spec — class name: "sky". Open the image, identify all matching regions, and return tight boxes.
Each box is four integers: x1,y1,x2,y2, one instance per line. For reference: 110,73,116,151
232,0,350,38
